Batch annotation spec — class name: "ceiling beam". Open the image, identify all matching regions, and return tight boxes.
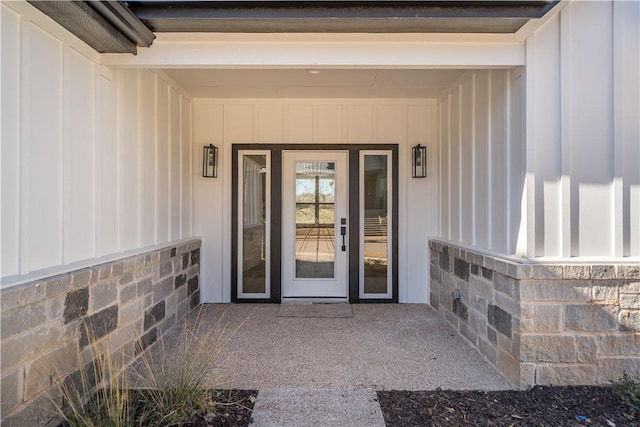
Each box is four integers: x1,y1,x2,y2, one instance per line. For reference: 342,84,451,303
101,33,525,68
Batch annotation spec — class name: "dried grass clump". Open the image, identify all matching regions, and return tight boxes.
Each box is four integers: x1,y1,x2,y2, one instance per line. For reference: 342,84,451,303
132,309,245,426
49,307,247,427
611,371,640,413
49,335,133,427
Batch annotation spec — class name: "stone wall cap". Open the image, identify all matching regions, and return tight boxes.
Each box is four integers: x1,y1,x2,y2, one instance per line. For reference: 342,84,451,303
1,238,202,291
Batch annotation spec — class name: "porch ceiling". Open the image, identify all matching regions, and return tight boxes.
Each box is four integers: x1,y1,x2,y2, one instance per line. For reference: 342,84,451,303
161,68,468,98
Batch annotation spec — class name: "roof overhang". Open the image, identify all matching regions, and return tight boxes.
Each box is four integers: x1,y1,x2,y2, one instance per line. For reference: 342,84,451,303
128,1,559,34
26,0,558,54
27,0,155,54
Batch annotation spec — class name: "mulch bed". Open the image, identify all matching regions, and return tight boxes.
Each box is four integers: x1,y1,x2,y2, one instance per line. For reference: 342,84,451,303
56,389,257,427
190,390,258,427
180,390,257,427
377,386,637,426
124,389,257,427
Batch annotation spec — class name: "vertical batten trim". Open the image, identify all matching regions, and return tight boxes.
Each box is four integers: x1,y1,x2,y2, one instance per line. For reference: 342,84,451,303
607,0,616,258
94,68,103,258
56,32,65,266
400,106,408,303
187,101,194,237
341,102,347,143
505,71,512,253
179,94,184,239
19,15,30,274
282,103,286,143
559,5,573,257
153,74,159,245
524,36,537,258
446,94,452,240
167,86,172,241
115,69,122,251
167,87,174,242
636,1,640,257
611,0,627,257
221,105,228,302
62,44,71,265
89,61,97,259
221,105,236,302
283,104,290,142
522,34,544,258
437,101,443,236
486,70,493,250
512,68,528,257
166,83,172,241
312,104,318,143
457,84,463,241
136,70,143,248
470,73,477,246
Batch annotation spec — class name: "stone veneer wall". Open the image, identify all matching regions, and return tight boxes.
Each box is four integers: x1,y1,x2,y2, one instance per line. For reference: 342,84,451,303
1,239,201,426
429,239,639,389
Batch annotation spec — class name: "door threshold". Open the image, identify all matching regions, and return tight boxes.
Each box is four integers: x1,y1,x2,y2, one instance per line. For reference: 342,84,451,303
281,297,348,304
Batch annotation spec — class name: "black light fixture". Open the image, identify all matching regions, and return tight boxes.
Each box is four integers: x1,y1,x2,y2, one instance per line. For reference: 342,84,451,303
202,144,218,178
412,144,427,178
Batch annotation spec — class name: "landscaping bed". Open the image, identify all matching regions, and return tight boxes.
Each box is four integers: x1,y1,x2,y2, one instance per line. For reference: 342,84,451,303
378,386,637,426
57,389,257,427
153,389,256,427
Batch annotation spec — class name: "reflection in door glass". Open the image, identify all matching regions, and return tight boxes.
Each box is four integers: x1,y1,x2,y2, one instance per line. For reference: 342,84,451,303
363,155,388,293
242,155,267,294
295,162,335,279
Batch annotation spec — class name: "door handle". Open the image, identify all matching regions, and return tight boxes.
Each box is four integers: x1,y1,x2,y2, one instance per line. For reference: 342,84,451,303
340,218,347,251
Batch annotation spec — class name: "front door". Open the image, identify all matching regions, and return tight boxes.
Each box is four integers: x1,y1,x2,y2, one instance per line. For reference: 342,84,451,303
233,144,398,303
281,151,349,299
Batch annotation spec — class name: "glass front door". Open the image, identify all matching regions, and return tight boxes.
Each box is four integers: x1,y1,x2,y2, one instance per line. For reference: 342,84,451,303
282,151,349,298
233,144,397,302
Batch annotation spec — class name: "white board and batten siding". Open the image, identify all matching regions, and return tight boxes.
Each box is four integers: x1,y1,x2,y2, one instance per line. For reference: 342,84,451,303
440,0,640,261
1,1,194,286
438,69,526,256
525,0,640,259
192,100,439,303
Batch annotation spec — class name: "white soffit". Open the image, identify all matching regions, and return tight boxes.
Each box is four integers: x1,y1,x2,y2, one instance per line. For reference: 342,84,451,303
161,68,468,98
101,33,521,99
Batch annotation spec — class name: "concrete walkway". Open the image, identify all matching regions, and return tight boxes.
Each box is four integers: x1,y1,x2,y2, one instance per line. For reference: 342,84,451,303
162,304,511,426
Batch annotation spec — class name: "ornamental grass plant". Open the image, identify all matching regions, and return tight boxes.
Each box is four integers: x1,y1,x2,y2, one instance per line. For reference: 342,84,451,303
130,308,246,426
611,371,640,414
48,331,134,427
48,306,248,427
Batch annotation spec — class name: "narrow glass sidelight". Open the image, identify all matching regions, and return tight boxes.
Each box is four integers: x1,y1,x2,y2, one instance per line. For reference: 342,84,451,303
238,152,270,298
294,161,336,279
360,152,392,298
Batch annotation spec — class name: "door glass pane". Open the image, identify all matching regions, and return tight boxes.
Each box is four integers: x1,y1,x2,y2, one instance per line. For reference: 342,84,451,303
242,155,267,293
295,162,335,278
363,155,388,293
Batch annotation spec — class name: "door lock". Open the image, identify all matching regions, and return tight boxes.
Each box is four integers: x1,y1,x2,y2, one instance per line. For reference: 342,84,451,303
340,218,347,251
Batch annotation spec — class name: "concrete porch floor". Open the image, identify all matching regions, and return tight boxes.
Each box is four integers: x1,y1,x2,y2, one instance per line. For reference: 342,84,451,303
153,304,512,426
161,303,511,391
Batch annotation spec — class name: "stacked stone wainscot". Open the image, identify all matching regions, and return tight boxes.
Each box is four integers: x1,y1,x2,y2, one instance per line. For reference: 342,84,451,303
429,239,640,388
0,239,201,426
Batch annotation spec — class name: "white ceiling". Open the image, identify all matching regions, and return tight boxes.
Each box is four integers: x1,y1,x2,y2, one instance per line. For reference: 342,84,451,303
162,68,467,98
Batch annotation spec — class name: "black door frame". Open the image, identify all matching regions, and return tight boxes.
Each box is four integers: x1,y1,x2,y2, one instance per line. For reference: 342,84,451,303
231,144,398,303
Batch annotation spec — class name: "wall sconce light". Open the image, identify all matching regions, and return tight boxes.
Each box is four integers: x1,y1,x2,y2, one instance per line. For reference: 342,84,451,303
412,144,427,178
202,144,218,178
